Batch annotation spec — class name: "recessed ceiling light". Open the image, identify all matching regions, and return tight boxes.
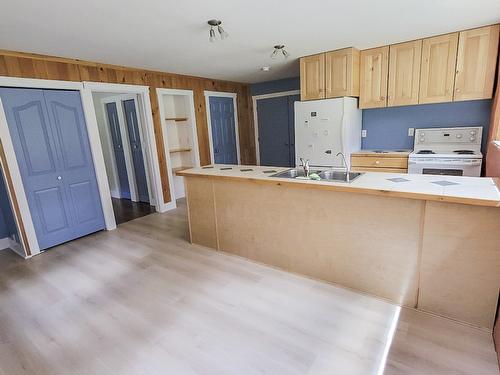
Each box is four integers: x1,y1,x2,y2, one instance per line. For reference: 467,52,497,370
261,66,271,72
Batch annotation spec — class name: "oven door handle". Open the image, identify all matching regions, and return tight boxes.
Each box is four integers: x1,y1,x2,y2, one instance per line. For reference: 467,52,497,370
409,159,482,166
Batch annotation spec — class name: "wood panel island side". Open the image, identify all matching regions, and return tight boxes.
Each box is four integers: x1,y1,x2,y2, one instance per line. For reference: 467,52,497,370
178,165,500,330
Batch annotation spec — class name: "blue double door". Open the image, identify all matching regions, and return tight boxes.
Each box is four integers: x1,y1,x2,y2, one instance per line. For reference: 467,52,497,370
257,94,300,167
0,88,105,250
105,99,149,203
209,96,238,164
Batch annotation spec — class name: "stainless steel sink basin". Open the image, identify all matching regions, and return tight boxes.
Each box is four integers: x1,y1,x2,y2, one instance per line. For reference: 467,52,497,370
318,170,362,182
271,168,362,183
271,169,320,179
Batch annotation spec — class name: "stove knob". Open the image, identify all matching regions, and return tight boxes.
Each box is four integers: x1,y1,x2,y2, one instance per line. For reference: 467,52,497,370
456,134,462,139
470,131,476,135
470,136,476,141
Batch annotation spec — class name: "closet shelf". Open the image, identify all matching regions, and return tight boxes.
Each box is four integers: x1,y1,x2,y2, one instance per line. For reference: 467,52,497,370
169,147,192,153
165,117,188,122
172,166,192,174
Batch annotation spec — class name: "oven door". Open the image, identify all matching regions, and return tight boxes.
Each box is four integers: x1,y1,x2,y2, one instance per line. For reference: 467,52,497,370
408,158,482,177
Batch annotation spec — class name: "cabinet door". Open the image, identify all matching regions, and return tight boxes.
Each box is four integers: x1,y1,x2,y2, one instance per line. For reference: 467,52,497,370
388,40,422,106
359,46,389,109
325,48,360,98
454,24,500,101
419,33,458,104
300,54,325,101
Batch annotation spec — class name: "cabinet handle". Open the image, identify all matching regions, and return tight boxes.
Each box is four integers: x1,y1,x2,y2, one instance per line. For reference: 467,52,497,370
57,176,62,180
380,96,385,101
456,88,461,93
375,161,380,165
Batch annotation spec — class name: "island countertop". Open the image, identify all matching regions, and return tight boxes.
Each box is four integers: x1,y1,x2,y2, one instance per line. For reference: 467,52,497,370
177,164,500,207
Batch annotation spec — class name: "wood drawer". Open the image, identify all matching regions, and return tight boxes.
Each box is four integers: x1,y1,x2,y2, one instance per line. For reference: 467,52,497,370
351,155,408,169
352,167,408,173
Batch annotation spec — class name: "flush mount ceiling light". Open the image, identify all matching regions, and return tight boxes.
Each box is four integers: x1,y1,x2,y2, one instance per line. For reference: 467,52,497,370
208,19,229,42
271,45,289,59
261,66,271,72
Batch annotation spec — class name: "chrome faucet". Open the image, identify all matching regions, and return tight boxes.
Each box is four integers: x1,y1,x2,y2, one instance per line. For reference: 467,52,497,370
299,158,310,178
336,152,350,182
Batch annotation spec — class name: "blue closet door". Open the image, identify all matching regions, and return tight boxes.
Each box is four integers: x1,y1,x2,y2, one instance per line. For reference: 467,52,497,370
257,94,299,167
209,96,238,164
105,102,130,199
122,99,149,203
0,88,105,250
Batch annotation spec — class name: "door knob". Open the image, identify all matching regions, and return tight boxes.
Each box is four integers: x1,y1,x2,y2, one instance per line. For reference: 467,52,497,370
57,176,62,180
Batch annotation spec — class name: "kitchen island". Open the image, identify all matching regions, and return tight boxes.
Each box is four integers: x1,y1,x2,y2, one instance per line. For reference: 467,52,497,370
178,165,500,330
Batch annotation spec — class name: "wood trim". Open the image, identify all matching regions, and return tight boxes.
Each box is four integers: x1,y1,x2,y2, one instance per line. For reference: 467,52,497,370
0,141,30,256
0,49,256,206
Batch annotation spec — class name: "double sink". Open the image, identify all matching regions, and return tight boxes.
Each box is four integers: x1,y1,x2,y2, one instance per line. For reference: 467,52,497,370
271,169,362,183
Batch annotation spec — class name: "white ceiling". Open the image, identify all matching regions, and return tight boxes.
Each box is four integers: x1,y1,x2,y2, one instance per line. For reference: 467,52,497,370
1,0,499,84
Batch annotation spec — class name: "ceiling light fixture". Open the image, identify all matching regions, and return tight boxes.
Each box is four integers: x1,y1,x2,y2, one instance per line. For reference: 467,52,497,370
261,66,271,72
208,19,228,42
271,45,289,59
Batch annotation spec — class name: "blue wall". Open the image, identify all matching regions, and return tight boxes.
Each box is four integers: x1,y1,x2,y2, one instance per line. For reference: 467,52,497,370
362,100,492,152
251,78,492,152
251,77,300,96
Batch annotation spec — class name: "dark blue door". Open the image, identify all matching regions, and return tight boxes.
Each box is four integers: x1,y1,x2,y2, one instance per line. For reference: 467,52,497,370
0,88,105,250
209,96,238,164
105,102,130,199
257,94,299,167
122,99,149,203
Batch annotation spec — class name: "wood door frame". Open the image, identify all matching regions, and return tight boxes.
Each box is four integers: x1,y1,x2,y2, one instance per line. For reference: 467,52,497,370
203,91,240,165
156,88,200,210
100,94,154,205
0,76,117,257
83,82,167,213
251,90,300,165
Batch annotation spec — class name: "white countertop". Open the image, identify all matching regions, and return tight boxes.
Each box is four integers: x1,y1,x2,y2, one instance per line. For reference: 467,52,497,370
178,165,500,207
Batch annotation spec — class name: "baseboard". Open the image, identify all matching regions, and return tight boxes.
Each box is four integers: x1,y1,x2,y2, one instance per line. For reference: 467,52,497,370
110,190,121,199
0,237,28,258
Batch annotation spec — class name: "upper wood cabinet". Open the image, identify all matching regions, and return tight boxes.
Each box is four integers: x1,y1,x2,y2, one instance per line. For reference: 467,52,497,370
387,40,422,107
325,48,360,98
454,24,500,101
419,33,459,104
300,54,325,101
359,46,389,109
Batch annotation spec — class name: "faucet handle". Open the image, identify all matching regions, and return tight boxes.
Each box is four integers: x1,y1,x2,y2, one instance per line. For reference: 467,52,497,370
299,158,309,167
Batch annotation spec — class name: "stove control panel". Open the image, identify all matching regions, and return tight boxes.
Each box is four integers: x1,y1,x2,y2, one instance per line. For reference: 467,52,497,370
414,126,482,153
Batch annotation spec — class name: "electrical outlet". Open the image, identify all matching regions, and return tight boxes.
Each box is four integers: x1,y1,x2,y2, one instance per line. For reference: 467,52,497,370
408,128,415,137
361,129,367,138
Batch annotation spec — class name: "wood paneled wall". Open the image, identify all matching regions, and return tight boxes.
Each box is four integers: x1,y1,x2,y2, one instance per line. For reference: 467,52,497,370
0,49,256,203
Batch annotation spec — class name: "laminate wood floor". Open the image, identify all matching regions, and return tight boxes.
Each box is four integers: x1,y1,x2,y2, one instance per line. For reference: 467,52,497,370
0,200,498,375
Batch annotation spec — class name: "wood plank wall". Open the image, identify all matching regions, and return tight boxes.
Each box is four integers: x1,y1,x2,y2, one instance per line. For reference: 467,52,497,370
0,49,256,203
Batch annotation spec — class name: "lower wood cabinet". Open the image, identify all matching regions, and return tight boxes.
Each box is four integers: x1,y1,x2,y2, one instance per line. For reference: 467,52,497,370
351,151,409,173
359,46,389,109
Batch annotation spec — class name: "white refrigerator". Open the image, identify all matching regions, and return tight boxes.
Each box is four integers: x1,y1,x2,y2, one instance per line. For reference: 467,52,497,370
294,97,362,169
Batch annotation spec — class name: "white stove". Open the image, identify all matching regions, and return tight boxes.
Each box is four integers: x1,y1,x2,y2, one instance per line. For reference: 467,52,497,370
408,126,483,177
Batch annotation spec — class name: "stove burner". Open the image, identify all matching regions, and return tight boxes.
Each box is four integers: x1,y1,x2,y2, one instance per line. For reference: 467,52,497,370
417,150,435,154
454,150,475,155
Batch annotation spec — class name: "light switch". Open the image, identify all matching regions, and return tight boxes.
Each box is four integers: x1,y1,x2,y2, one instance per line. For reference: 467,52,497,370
361,130,367,138
408,128,415,137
